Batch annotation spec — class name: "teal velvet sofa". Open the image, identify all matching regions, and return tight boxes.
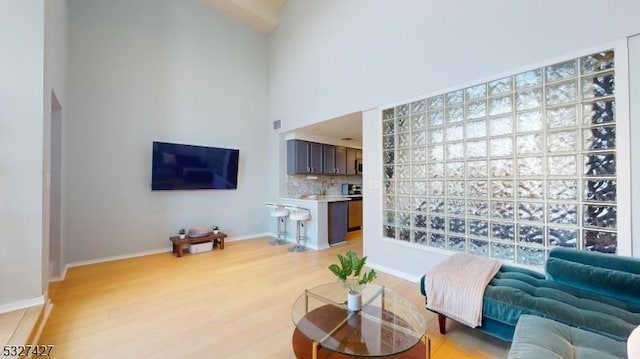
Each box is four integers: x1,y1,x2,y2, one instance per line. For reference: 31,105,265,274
419,247,640,342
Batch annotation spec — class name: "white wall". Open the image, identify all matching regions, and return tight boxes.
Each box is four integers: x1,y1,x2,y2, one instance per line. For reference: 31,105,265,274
0,1,46,308
269,0,640,279
630,34,640,258
64,0,269,263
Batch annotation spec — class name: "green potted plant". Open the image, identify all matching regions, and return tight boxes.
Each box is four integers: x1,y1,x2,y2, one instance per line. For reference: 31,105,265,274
178,228,187,239
328,250,377,311
212,225,219,234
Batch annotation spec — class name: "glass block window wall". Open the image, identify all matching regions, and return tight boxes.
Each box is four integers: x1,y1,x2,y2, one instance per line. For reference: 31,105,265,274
381,50,618,266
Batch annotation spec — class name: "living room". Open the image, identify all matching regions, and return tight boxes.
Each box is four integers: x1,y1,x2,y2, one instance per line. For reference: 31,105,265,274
2,0,640,358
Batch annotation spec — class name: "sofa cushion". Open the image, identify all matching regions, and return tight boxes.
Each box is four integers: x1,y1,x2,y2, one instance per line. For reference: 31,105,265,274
508,315,627,359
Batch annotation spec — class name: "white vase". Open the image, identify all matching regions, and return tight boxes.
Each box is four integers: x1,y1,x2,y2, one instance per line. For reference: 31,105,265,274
213,230,219,234
179,234,186,239
347,292,362,311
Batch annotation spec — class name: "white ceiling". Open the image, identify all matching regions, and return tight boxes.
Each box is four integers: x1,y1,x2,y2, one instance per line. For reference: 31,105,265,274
201,0,287,33
292,111,363,147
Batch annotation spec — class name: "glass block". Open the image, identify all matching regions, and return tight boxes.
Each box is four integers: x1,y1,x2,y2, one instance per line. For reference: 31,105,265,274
489,95,513,116
469,239,489,256
430,216,445,231
411,181,427,196
516,88,542,111
449,218,466,234
516,133,543,155
516,110,543,132
547,130,578,153
468,181,488,198
468,200,489,217
398,134,411,149
413,197,428,211
383,180,395,195
469,220,488,237
548,155,577,176
490,137,513,157
411,99,426,113
428,109,444,126
490,116,512,136
518,202,544,222
397,166,410,179
430,233,446,248
546,80,578,106
446,124,464,142
518,180,544,199
429,181,444,196
583,126,615,150
447,236,466,252
447,199,465,216
445,90,463,106
398,212,411,227
545,60,577,82
583,100,615,125
584,179,616,202
429,163,444,178
492,201,514,220
518,225,544,245
397,182,410,196
492,242,515,261
413,164,426,179
517,246,546,266
491,159,513,177
547,105,577,129
414,230,428,245
428,127,444,144
548,180,578,200
382,108,395,120
548,228,577,248
428,145,444,162
446,142,465,160
515,69,542,89
491,180,514,199
429,198,445,213
582,72,614,100
396,104,410,117
584,230,617,253
412,130,427,146
414,214,427,228
584,205,617,229
447,181,465,197
466,120,487,138
492,223,515,241
412,147,426,162
467,161,488,178
398,228,411,241
584,153,616,176
447,162,465,178
466,100,487,119
383,120,395,135
383,226,396,238
383,150,395,165
383,166,395,180
383,136,396,151
384,196,395,210
549,203,578,225
489,77,513,96
518,157,543,177
398,116,411,132
397,149,410,164
466,84,487,101
466,140,487,158
428,95,444,110
581,51,614,74
411,113,427,130
446,105,464,123
383,211,396,225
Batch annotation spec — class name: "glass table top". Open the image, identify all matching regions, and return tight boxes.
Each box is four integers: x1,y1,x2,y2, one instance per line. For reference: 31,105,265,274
292,282,427,357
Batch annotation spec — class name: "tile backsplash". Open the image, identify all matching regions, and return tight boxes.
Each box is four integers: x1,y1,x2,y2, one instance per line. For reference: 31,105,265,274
286,175,362,198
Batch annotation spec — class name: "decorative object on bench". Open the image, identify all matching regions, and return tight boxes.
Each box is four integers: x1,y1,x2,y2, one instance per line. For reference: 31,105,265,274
420,247,640,342
211,225,219,234
178,228,186,239
188,225,212,238
328,250,377,311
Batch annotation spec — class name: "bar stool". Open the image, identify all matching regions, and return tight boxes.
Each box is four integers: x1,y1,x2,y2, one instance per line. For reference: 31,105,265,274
285,205,310,252
265,202,288,245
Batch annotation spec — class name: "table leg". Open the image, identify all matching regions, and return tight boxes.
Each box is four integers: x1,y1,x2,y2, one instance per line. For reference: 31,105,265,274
312,341,318,359
220,237,225,249
423,335,430,359
177,242,184,257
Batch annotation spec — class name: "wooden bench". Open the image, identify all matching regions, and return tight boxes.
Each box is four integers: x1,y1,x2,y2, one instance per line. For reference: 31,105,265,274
169,232,227,257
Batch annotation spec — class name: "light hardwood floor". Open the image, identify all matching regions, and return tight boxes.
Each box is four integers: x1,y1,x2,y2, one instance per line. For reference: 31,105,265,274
39,234,509,358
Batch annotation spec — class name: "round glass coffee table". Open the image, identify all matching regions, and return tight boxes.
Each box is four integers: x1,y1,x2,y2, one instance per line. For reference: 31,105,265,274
292,283,429,358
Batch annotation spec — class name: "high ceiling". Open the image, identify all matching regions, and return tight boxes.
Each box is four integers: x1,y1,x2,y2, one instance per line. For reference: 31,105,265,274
201,0,287,33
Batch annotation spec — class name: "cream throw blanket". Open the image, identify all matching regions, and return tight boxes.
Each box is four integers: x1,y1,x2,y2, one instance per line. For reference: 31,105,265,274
425,253,501,328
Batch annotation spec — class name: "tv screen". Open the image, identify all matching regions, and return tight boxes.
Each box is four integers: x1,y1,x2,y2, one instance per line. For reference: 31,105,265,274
151,141,239,190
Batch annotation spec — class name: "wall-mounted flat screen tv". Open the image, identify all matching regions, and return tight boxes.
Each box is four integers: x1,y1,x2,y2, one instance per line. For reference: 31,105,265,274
151,141,239,190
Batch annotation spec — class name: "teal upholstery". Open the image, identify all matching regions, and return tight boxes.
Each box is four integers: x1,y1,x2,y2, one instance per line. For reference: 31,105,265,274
508,315,627,359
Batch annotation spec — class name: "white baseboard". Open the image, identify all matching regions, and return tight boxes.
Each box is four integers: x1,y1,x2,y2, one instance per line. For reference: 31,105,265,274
367,261,422,283
0,296,45,314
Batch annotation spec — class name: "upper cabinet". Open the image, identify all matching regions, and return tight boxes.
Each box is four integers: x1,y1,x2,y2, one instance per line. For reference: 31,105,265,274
323,145,347,175
287,140,323,175
346,148,357,175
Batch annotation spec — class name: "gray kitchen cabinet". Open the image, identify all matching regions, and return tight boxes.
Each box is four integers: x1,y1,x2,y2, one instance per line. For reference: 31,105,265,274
346,147,357,175
287,139,323,175
335,146,347,175
323,144,347,175
328,200,348,245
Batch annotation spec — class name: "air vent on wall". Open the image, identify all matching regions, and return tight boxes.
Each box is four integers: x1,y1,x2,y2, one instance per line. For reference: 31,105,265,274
273,119,281,130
